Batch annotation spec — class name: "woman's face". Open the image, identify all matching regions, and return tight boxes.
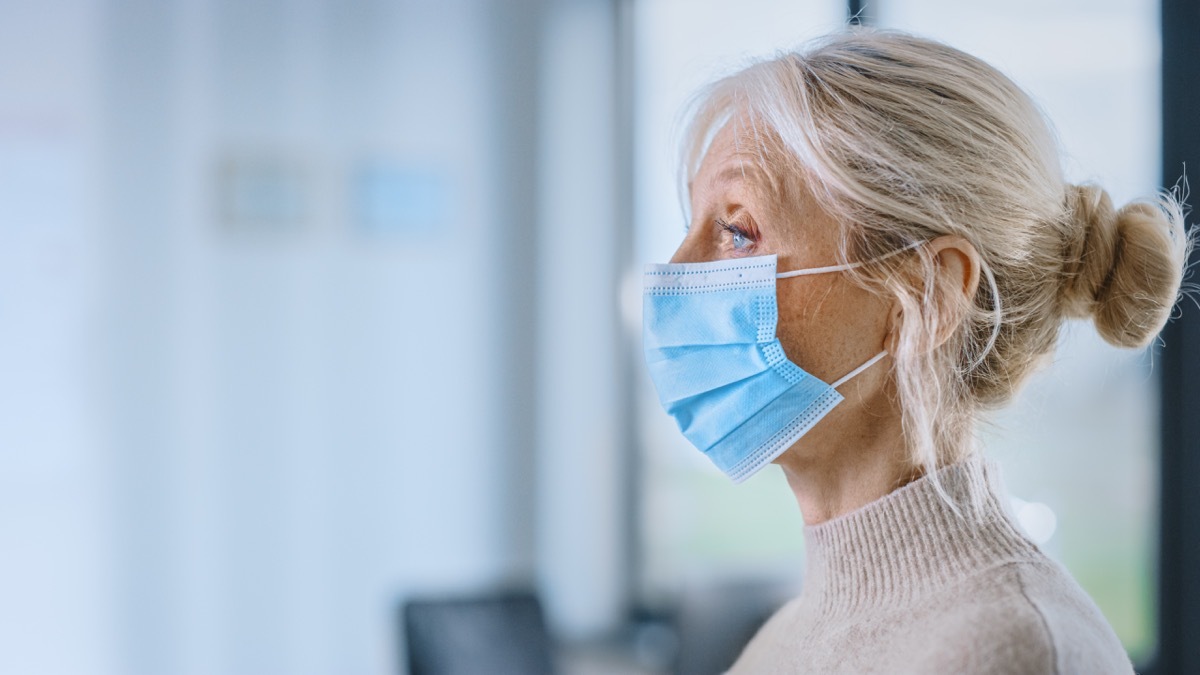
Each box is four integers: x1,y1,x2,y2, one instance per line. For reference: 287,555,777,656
672,123,896,441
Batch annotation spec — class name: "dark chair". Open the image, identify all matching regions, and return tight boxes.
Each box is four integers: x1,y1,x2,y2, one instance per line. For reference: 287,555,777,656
403,591,555,675
673,580,791,675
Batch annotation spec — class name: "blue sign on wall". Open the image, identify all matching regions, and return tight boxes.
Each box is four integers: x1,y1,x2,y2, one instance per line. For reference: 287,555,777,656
353,162,451,237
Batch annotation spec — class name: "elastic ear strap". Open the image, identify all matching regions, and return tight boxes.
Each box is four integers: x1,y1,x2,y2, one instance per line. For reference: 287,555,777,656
776,240,927,279
832,350,889,389
776,260,864,278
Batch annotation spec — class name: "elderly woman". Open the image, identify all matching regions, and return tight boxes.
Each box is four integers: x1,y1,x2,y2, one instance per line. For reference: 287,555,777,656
642,30,1189,674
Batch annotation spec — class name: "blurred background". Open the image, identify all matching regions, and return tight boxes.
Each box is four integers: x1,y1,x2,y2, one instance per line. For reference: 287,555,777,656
2,0,1197,673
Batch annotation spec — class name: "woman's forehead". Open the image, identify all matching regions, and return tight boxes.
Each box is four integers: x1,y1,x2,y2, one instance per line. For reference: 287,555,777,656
692,126,776,196
689,122,838,253
692,123,814,214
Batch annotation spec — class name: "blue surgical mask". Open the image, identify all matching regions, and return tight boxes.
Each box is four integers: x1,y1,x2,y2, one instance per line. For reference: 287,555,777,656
643,253,889,483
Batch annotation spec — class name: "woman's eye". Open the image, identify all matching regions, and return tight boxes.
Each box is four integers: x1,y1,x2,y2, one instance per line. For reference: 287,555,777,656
731,229,751,250
717,218,756,251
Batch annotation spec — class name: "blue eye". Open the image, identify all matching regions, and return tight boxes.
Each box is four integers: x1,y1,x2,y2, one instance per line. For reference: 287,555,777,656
731,229,751,250
717,218,755,251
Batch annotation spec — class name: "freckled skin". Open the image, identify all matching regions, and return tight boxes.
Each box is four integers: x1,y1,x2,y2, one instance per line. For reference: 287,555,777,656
673,123,978,524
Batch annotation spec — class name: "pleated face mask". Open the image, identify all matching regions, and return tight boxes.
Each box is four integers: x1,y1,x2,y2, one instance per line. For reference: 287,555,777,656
643,253,889,483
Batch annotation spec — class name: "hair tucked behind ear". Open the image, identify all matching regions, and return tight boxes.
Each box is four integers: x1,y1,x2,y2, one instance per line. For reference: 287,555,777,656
678,28,1194,492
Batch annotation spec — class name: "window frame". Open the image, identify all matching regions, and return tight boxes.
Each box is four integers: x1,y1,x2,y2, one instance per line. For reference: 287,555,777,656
1154,1,1200,673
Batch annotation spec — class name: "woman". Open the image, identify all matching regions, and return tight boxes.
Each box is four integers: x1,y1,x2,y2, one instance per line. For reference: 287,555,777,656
642,30,1190,674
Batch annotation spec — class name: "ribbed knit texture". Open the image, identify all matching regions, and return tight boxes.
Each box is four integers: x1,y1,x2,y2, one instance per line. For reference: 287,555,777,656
728,457,1134,674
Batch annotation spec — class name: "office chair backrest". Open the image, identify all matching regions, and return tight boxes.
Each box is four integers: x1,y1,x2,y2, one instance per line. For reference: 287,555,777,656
403,591,555,675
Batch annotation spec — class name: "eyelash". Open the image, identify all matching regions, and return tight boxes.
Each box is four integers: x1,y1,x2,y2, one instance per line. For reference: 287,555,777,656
716,218,756,251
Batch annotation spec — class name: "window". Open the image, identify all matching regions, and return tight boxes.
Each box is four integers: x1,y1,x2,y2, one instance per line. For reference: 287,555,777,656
630,1,1164,662
874,2,1163,659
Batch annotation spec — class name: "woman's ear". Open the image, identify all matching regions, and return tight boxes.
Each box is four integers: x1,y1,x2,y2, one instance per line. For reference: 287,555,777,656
882,235,981,356
925,234,982,349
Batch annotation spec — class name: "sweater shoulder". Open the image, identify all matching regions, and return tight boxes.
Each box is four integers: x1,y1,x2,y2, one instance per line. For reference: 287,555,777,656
1006,560,1134,674
728,559,1134,675
917,560,1133,675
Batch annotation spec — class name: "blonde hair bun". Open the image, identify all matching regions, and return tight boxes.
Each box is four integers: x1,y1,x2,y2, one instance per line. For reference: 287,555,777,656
1060,184,1189,348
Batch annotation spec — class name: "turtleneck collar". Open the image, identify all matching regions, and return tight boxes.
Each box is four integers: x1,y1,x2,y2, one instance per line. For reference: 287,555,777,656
800,456,1041,618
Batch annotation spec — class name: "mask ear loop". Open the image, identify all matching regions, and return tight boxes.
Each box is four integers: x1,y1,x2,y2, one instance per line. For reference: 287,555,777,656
780,241,1000,373
775,240,928,279
776,240,928,390
832,350,889,389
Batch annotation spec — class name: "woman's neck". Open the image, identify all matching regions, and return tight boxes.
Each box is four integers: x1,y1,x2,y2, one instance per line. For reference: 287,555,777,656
774,378,920,525
780,447,922,525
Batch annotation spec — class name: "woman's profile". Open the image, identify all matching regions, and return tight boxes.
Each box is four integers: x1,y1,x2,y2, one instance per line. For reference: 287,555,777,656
642,29,1190,674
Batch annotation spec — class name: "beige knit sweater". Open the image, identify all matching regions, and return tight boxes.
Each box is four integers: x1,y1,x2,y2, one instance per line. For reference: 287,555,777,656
728,458,1133,674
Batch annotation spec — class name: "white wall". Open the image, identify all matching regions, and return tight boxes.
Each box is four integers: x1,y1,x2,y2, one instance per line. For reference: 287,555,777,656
536,0,627,639
0,2,111,674
1,0,554,673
